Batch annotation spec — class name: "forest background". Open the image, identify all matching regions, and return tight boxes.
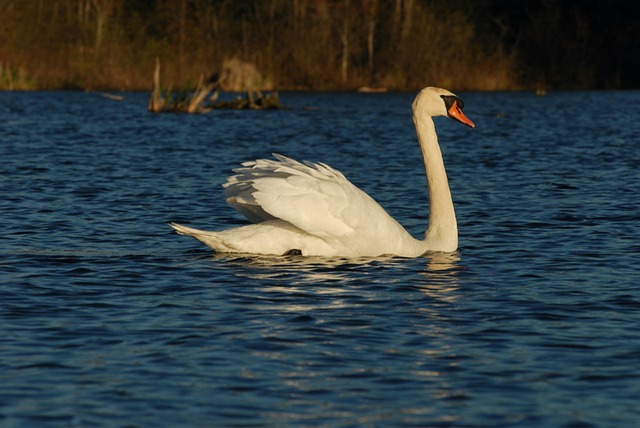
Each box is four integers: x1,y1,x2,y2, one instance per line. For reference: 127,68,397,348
1,0,639,91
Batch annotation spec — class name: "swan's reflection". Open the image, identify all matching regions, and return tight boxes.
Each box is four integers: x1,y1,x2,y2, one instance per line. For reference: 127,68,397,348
208,253,409,311
425,251,462,272
414,251,463,302
212,252,399,268
206,253,465,410
209,251,464,298
213,252,404,287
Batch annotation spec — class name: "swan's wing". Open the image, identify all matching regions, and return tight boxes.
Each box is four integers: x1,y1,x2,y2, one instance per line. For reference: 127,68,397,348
223,154,388,238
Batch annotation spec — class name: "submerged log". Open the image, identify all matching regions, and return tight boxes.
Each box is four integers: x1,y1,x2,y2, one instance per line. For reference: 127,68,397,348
148,58,284,114
210,91,283,110
148,57,215,113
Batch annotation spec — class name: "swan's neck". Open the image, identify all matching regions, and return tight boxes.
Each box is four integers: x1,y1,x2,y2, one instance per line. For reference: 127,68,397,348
415,116,458,252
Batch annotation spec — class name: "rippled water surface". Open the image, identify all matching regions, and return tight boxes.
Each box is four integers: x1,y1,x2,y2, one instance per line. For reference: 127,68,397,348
2,90,640,427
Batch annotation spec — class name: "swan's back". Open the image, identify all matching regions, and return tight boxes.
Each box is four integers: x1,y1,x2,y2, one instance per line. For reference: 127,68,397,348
223,154,348,225
221,154,422,255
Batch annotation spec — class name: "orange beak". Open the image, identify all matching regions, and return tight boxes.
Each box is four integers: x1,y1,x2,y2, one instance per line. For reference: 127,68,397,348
448,101,475,128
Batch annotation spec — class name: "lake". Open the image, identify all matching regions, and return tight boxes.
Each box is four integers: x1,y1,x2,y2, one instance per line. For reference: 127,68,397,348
2,89,640,427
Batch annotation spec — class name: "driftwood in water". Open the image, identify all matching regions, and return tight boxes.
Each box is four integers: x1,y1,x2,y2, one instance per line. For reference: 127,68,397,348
148,58,284,114
148,57,165,112
148,58,217,113
187,75,217,113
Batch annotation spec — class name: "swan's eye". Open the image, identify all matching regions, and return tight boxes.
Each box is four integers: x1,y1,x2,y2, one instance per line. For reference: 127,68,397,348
441,95,464,111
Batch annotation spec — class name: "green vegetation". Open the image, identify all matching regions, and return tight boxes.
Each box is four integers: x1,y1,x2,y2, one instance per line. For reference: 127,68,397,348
0,63,33,90
1,0,638,91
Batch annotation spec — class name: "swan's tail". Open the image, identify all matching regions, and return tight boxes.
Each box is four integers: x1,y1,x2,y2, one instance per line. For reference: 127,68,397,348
170,222,234,252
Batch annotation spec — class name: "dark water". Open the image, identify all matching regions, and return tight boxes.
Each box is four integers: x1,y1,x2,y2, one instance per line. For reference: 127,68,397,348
2,90,640,427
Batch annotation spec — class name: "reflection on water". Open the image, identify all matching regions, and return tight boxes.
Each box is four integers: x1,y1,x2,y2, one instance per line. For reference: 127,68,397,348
425,251,462,273
215,251,463,289
212,252,400,268
413,252,463,302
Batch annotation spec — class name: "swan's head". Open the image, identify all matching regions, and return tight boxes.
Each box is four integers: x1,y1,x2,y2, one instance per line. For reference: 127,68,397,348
412,87,475,128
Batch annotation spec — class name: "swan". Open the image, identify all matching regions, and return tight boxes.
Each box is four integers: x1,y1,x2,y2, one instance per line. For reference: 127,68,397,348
170,86,474,257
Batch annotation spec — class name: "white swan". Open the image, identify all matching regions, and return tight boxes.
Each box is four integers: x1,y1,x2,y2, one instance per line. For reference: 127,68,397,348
171,87,474,257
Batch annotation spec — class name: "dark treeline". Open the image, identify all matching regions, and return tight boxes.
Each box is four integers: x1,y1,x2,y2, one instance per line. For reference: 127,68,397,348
1,0,639,91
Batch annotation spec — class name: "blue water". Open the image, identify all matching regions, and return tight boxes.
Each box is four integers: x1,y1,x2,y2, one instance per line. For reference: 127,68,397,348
2,90,640,427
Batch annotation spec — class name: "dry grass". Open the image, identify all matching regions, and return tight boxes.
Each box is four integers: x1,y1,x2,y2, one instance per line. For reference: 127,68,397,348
0,1,519,91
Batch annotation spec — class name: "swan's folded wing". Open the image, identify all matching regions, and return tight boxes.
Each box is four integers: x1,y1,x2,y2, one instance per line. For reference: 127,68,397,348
223,154,377,238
